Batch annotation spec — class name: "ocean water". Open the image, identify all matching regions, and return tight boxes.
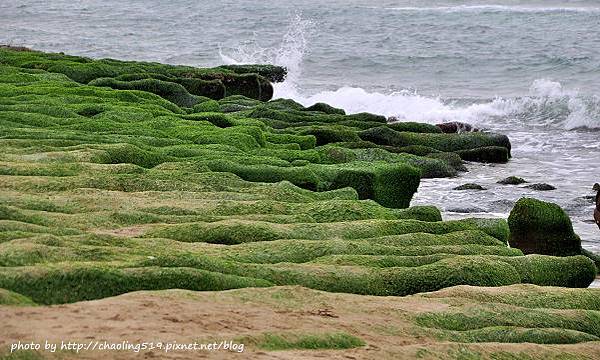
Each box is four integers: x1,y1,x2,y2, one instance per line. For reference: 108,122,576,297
2,0,599,250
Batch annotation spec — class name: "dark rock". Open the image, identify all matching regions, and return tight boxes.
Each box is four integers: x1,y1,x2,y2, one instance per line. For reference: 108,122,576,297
436,122,479,134
525,183,556,191
220,73,273,102
218,64,287,83
453,183,486,190
509,198,600,273
456,146,509,163
508,198,581,256
490,199,516,212
497,176,527,185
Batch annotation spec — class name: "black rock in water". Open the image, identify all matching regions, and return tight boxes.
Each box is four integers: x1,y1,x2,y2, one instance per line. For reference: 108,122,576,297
436,121,479,134
498,176,527,185
453,183,486,190
525,183,556,191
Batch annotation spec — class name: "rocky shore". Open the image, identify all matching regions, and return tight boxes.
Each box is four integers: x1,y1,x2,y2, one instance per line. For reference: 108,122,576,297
0,47,598,358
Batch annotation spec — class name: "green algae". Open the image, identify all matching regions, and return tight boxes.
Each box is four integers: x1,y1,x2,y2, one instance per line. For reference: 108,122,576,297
0,48,595,316
243,332,365,350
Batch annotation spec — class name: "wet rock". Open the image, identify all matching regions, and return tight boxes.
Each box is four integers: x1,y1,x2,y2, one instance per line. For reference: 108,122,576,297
453,183,486,190
508,198,581,256
218,64,287,83
456,146,509,163
525,183,556,191
497,176,527,185
436,122,479,134
490,199,516,212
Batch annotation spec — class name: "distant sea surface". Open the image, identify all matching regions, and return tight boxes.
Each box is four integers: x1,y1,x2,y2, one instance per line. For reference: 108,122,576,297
2,0,599,251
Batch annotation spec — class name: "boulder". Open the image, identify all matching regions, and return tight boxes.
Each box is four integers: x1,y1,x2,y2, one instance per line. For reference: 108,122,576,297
508,198,581,256
218,64,287,83
498,176,527,185
305,102,346,115
455,146,509,163
453,183,486,191
525,183,556,191
436,122,479,133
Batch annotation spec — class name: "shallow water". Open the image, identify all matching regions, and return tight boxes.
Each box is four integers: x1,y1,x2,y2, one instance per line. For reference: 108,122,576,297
2,0,599,250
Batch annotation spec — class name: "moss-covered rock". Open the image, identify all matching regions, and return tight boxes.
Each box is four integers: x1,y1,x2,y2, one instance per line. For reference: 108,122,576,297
498,176,527,185
455,146,509,163
388,121,443,134
322,162,421,208
435,121,479,133
453,183,486,191
145,217,510,244
298,126,361,146
305,102,346,115
359,127,511,157
0,265,272,305
508,198,582,256
525,183,556,191
89,77,202,107
217,64,287,83
1,48,551,307
0,288,37,306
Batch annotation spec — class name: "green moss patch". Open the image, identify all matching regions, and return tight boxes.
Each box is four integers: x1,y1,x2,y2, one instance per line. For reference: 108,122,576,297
241,332,365,351
0,288,37,306
2,48,595,311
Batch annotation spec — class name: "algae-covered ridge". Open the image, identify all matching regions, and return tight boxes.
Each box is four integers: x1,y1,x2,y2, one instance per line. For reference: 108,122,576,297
0,47,596,309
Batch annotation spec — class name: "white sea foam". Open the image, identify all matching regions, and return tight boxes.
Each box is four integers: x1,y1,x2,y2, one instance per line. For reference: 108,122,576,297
274,79,599,130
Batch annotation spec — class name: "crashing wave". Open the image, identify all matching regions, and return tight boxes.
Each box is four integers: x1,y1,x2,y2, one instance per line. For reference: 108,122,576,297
219,15,599,130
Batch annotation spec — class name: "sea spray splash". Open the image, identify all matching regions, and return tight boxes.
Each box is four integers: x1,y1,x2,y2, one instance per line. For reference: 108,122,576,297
218,14,599,131
219,13,315,98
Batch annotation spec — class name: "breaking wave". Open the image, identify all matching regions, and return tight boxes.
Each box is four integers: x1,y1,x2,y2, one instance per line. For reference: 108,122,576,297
287,79,600,130
219,15,599,130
